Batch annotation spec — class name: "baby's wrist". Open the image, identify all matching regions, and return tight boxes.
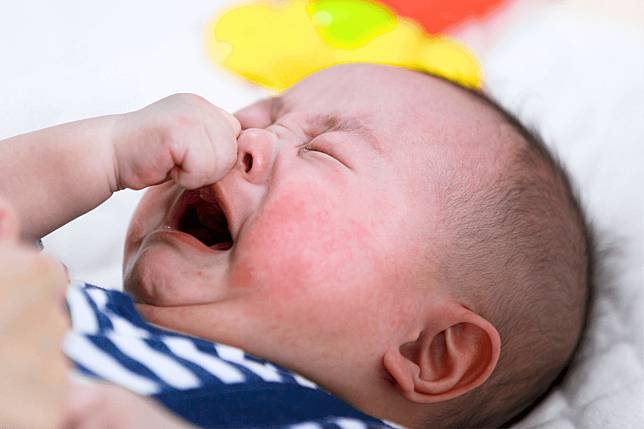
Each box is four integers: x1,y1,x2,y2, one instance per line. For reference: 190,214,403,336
109,107,174,193
108,113,129,193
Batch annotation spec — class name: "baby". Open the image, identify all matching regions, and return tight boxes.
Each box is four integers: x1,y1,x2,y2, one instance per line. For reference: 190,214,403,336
0,63,592,428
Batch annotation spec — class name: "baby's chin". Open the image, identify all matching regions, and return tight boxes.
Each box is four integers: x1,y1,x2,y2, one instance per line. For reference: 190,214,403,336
122,235,231,307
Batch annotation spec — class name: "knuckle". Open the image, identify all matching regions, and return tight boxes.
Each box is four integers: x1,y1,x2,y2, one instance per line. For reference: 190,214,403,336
170,93,211,118
165,115,200,145
162,123,183,147
32,254,66,282
170,92,207,106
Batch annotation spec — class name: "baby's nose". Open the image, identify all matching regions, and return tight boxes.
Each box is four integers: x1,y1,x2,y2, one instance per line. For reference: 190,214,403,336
235,128,278,185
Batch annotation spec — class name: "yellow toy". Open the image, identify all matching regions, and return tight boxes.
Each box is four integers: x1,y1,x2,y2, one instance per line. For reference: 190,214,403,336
205,0,482,91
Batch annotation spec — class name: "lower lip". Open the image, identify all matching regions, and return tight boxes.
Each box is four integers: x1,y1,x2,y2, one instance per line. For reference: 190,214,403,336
148,228,226,254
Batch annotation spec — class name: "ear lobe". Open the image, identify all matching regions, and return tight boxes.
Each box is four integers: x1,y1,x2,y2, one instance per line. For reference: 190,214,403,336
383,309,500,404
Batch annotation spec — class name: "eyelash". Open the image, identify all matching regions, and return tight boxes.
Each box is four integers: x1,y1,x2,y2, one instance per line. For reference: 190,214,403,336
299,135,349,169
298,138,326,155
301,144,321,153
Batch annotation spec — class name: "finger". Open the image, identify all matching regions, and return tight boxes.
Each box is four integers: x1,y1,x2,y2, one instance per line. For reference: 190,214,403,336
0,195,19,242
175,137,236,190
169,166,185,188
37,253,71,297
59,382,102,429
218,108,241,137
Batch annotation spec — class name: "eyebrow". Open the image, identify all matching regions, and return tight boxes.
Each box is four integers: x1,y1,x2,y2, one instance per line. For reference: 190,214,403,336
270,96,289,121
313,113,382,153
270,97,382,153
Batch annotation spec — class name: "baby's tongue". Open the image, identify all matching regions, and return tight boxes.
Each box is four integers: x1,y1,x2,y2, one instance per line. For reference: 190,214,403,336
186,225,217,246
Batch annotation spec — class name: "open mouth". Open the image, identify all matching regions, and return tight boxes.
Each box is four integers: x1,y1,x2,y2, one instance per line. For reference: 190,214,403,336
176,190,233,250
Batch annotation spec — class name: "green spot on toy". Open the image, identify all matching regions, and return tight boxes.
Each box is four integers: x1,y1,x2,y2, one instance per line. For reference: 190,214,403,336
308,0,396,48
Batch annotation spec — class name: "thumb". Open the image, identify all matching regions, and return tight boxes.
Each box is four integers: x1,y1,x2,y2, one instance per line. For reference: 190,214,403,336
221,109,241,137
0,196,18,242
58,382,104,428
171,125,238,190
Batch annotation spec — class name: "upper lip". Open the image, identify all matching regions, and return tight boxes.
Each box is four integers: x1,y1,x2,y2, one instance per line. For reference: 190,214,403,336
167,184,236,243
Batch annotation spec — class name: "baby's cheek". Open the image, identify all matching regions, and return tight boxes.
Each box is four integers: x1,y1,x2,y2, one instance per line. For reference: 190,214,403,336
234,187,377,298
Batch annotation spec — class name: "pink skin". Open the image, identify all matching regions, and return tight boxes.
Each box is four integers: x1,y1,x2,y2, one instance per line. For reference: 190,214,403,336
123,64,504,425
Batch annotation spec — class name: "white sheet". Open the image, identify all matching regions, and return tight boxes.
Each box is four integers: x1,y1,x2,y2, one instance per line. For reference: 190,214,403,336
479,3,644,428
0,1,641,427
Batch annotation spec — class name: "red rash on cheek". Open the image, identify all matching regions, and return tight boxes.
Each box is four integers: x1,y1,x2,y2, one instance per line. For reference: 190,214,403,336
231,184,377,297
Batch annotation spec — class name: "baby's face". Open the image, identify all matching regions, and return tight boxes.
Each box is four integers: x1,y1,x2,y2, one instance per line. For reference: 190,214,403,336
123,64,497,397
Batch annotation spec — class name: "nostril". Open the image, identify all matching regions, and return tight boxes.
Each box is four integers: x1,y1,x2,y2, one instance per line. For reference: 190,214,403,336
242,152,253,173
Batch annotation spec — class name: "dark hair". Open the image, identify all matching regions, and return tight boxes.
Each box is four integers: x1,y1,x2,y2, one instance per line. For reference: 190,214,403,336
428,80,595,428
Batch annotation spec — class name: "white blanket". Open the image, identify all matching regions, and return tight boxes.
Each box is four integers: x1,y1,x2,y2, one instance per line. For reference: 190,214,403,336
0,1,641,427
479,3,644,428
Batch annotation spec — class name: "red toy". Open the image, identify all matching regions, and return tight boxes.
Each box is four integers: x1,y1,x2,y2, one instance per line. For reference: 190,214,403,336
378,0,507,33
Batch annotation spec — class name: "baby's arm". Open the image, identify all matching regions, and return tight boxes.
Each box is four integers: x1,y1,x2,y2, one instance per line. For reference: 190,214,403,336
0,94,240,243
62,383,197,429
0,115,119,243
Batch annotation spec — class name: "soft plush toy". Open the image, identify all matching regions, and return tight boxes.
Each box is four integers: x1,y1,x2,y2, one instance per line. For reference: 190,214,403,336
205,0,506,90
376,0,507,33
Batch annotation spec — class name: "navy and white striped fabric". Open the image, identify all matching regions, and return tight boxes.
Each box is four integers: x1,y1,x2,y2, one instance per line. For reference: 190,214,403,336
63,281,399,429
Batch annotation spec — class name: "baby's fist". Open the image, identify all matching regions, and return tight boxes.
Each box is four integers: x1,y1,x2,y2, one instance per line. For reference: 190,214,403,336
113,94,240,191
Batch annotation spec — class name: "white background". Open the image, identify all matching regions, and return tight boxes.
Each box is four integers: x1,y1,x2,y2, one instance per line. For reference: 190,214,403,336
0,1,642,427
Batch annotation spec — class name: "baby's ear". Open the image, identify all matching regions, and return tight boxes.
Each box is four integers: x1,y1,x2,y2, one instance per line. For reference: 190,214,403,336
383,304,500,404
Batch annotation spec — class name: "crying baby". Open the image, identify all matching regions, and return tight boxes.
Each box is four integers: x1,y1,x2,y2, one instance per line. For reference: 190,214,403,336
0,63,592,429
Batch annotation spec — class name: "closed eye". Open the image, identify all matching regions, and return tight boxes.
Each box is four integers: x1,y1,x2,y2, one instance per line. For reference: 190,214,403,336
299,141,323,153
298,138,351,170
298,140,327,155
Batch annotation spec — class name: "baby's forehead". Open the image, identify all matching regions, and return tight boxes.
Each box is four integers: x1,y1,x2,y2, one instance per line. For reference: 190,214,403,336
281,65,428,117
282,65,503,141
272,64,517,192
